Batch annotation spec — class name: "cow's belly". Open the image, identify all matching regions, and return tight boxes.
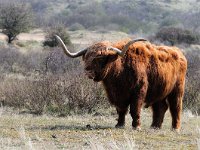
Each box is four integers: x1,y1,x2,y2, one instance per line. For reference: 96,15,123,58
145,81,176,106
107,93,130,108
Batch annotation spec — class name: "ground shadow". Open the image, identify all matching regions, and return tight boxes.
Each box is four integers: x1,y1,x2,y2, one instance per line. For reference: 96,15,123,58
27,124,114,131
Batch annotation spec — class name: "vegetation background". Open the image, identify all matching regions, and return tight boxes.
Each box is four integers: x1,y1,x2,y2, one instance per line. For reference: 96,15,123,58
0,0,200,149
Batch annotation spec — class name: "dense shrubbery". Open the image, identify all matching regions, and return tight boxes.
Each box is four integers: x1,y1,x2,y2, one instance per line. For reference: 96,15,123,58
0,74,108,115
0,45,199,115
0,47,80,75
155,27,200,45
0,47,108,115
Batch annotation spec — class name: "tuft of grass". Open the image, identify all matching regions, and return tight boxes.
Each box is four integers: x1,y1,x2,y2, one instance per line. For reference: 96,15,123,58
197,127,200,150
17,126,34,150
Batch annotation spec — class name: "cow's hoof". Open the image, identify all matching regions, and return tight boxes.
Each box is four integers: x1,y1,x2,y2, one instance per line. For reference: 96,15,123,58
115,124,125,129
150,126,161,130
172,128,180,133
133,126,141,131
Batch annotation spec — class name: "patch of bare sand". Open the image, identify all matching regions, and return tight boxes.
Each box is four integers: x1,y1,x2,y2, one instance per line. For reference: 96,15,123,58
0,29,45,42
17,29,45,42
0,33,7,41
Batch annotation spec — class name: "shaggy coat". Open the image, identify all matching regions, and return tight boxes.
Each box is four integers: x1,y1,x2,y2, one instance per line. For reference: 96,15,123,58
82,39,187,130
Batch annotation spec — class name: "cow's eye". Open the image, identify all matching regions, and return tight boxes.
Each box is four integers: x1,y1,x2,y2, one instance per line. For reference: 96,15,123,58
94,56,104,62
95,57,109,68
95,55,105,59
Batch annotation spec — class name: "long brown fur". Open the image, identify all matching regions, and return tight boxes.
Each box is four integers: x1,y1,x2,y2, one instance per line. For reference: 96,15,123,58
82,39,187,130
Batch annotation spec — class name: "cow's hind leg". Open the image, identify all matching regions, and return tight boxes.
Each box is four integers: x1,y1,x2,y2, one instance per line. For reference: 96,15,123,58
115,107,128,128
151,99,168,129
167,85,184,131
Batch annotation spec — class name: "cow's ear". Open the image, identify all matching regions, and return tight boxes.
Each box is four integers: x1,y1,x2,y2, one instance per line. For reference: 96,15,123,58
82,54,86,61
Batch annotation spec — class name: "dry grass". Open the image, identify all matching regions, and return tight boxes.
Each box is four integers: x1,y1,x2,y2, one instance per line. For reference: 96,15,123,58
0,107,199,150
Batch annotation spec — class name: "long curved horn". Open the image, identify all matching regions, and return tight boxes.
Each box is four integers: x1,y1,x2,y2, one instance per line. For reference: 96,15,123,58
107,38,147,57
121,38,147,56
106,46,122,55
55,35,87,58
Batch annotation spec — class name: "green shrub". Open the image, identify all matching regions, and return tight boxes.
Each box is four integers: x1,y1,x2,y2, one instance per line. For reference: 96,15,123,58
43,23,71,47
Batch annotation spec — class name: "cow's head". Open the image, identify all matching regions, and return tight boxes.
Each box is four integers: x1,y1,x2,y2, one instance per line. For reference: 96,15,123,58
55,35,147,82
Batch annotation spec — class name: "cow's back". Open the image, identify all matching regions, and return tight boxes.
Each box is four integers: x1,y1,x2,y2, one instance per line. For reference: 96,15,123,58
123,42,187,104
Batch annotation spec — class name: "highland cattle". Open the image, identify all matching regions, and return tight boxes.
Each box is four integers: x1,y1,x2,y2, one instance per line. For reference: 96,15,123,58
55,35,187,131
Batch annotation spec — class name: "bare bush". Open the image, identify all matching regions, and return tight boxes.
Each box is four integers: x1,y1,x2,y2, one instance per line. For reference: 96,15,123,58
184,50,200,114
64,75,108,114
0,47,46,74
0,47,24,73
0,46,82,75
44,48,81,74
155,27,200,45
0,74,108,115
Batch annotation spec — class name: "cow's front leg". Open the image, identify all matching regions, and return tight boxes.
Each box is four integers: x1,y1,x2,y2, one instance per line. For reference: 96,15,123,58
130,83,147,130
115,107,128,128
130,99,143,130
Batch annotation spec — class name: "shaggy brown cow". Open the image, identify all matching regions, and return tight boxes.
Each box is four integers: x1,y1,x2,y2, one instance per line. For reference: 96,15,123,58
55,35,187,131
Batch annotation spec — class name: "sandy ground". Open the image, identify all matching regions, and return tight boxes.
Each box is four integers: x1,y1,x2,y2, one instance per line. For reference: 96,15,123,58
0,29,130,45
17,30,45,42
0,29,45,42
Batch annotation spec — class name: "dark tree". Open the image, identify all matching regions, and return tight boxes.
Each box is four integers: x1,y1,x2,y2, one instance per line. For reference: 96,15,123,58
0,2,33,43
